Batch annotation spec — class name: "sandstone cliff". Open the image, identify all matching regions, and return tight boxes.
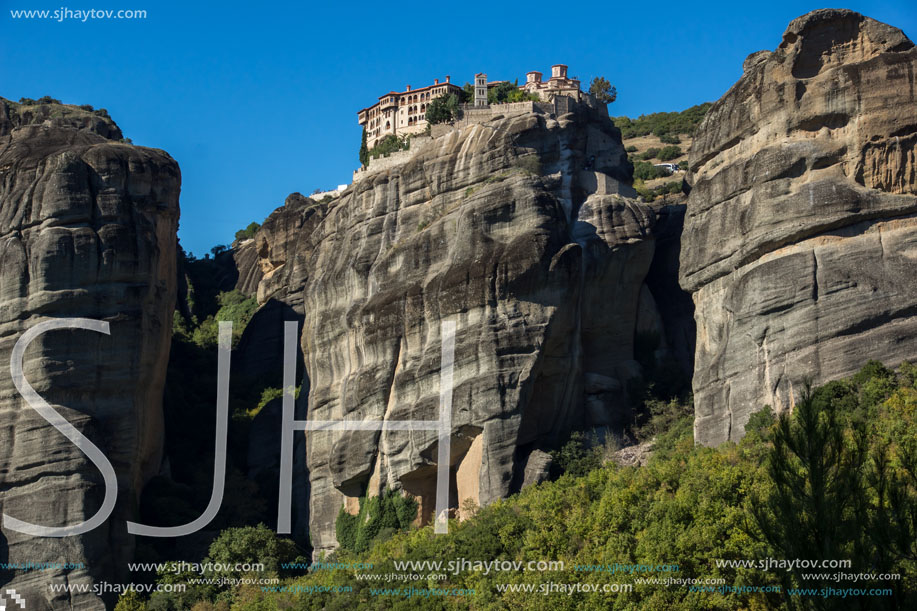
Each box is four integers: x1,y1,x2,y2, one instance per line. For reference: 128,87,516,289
0,98,179,608
239,101,686,553
681,9,917,445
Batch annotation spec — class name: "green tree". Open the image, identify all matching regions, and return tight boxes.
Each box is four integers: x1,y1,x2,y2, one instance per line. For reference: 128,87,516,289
206,524,302,576
234,222,260,242
425,93,459,124
657,145,683,161
114,590,147,611
367,134,408,159
751,384,868,609
633,160,669,181
336,490,417,553
588,76,617,103
359,126,369,166
487,82,517,104
461,83,474,104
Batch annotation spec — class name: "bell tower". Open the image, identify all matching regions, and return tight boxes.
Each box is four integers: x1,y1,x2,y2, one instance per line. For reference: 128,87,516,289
474,73,487,107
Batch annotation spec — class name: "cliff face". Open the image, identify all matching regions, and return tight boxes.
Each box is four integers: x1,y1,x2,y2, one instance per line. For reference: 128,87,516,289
681,9,917,445
241,101,682,553
0,98,179,608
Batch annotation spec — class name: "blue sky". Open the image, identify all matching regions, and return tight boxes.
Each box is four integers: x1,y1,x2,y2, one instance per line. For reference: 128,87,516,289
3,1,915,256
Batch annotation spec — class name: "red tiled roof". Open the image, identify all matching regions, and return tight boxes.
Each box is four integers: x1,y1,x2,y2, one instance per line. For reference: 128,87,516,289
357,80,461,115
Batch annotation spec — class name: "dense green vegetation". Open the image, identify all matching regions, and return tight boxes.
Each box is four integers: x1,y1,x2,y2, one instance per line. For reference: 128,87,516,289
632,160,671,181
234,222,260,242
488,81,539,104
656,145,683,161
634,178,684,202
359,127,369,166
613,102,713,138
125,358,916,610
336,490,418,554
425,93,459,124
366,134,409,160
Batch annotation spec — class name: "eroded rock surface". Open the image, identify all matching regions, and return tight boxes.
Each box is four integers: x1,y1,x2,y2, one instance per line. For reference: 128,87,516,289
0,98,179,608
681,9,917,445
243,101,672,553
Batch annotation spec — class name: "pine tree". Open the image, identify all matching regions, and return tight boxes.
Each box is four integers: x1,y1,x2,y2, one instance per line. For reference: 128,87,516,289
359,126,369,166
750,383,868,610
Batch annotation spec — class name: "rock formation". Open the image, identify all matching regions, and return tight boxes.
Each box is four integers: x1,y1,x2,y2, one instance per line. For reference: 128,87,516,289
239,100,683,554
0,98,179,608
681,9,917,445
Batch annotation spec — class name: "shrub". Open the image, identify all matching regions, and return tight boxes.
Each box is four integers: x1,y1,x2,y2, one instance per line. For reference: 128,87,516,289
625,145,638,152
79,104,95,111
234,222,260,242
191,290,258,348
638,147,660,160
36,95,62,105
550,431,603,477
114,590,147,611
514,153,541,176
336,490,418,553
657,145,683,161
659,133,681,144
206,524,302,576
17,97,36,105
633,160,669,181
612,102,713,138
367,135,408,159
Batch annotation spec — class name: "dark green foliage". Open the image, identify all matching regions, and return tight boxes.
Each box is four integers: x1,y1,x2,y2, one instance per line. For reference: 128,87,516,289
79,104,95,111
550,431,603,477
17,97,36,105
425,93,459,124
633,160,671,180
358,126,369,166
206,524,302,576
637,147,660,160
486,81,538,104
751,364,917,609
367,134,408,159
234,222,260,242
752,384,868,603
37,95,62,104
656,145,683,161
659,133,681,144
625,145,638,152
165,363,917,610
635,179,684,201
627,331,692,442
336,490,418,553
461,82,474,103
588,76,617,103
613,102,713,138
190,289,258,349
